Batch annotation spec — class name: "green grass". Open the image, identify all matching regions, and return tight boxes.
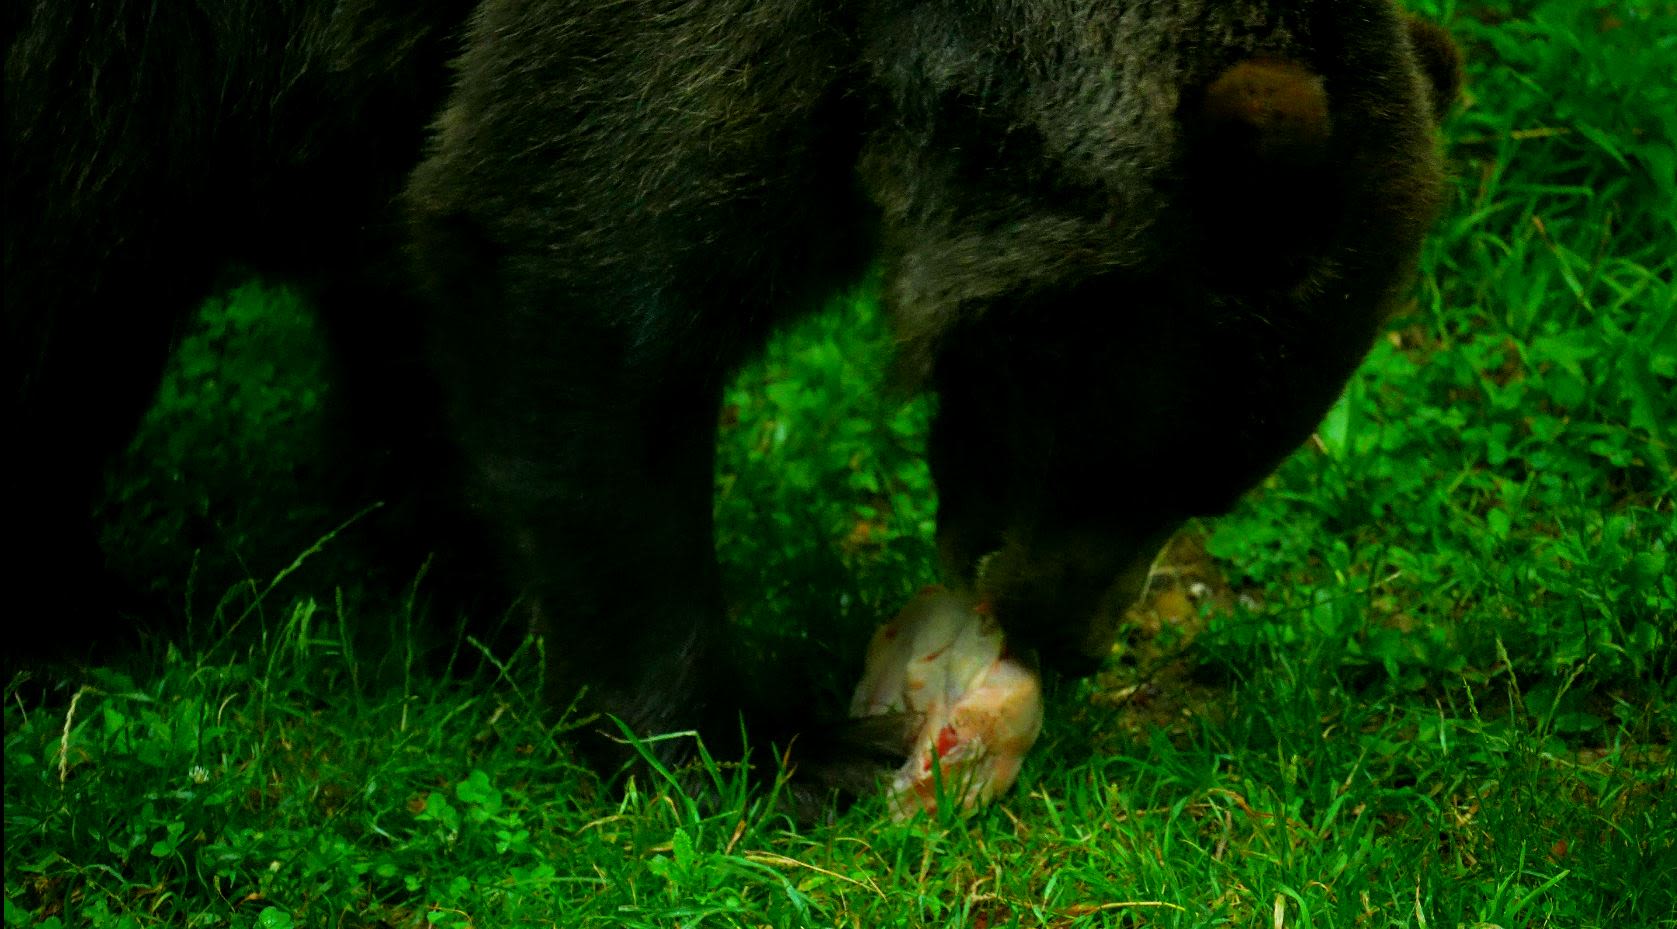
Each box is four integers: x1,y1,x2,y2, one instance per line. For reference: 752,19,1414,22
7,1,1676,926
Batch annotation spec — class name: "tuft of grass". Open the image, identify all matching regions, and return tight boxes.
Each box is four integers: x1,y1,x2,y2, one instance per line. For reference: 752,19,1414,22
714,284,940,706
96,281,338,607
7,606,1671,926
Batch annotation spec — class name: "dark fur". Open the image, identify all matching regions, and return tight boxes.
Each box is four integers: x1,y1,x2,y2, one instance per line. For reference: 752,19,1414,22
6,1,1457,789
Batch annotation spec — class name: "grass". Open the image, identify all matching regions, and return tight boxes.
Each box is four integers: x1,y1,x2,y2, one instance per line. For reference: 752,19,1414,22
6,1,1676,926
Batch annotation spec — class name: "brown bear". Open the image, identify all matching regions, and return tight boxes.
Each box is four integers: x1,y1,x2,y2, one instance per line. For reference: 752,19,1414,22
5,0,1458,796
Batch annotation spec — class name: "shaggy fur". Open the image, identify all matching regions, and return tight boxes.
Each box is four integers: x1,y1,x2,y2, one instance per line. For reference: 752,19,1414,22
6,0,1458,791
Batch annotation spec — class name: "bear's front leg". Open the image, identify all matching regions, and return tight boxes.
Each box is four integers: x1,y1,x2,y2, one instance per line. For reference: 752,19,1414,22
433,311,740,774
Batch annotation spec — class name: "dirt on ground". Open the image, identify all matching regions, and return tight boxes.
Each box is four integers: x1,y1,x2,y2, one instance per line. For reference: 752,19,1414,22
1087,530,1250,743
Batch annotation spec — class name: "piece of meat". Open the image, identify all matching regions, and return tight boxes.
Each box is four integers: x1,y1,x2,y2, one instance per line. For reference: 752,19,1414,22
850,585,1043,817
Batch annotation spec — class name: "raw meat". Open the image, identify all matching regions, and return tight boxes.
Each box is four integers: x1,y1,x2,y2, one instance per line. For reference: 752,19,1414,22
851,585,1043,817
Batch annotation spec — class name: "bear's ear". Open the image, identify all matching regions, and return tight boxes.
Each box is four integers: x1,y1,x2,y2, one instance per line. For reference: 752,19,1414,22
1406,16,1463,122
1199,58,1332,166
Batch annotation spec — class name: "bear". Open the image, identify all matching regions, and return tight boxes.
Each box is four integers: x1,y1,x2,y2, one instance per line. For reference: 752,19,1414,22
5,0,1459,796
